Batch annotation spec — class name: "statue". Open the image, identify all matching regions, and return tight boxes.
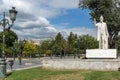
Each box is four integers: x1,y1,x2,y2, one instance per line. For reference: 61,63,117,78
94,16,109,49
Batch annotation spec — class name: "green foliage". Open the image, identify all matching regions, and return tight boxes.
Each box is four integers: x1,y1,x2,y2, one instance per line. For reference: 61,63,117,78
0,30,18,47
55,32,64,51
52,43,61,53
0,43,2,53
0,30,18,55
11,40,25,56
40,32,98,56
13,41,21,54
78,34,99,49
55,32,64,44
5,47,13,55
68,32,78,54
50,32,65,54
46,50,52,55
116,35,120,50
23,41,36,55
40,41,51,55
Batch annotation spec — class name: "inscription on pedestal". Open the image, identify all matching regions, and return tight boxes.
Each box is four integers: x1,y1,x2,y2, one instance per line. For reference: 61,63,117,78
86,49,117,58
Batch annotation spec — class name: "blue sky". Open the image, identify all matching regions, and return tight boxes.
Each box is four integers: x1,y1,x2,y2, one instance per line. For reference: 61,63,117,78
0,0,97,40
0,16,3,20
49,9,94,29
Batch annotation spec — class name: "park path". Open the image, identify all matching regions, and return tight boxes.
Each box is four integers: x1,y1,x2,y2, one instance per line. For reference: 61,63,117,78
6,58,42,72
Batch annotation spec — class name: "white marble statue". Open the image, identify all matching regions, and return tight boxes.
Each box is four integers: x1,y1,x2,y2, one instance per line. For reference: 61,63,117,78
94,16,109,49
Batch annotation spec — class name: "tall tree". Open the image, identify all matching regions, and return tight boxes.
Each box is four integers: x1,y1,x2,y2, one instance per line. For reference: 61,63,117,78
40,40,52,56
55,32,64,52
23,41,36,59
79,0,120,48
68,32,78,55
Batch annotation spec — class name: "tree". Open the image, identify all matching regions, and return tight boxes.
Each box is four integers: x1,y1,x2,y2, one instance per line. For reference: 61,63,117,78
0,30,18,47
36,45,41,58
0,30,18,56
68,32,78,58
40,32,66,58
23,41,36,60
40,40,52,56
68,32,77,54
55,32,64,57
61,38,68,56
10,41,21,60
79,0,120,48
78,34,98,50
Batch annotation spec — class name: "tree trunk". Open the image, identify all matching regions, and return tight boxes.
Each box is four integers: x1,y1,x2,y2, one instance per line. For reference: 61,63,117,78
109,31,118,48
29,54,31,63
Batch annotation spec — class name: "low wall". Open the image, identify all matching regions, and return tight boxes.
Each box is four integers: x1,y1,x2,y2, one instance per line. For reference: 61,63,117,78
42,59,120,71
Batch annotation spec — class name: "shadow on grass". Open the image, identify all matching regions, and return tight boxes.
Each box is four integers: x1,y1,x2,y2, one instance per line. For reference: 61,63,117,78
7,72,12,77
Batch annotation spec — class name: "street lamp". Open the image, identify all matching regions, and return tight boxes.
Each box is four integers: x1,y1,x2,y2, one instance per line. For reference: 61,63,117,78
19,42,23,65
0,7,17,78
18,39,26,65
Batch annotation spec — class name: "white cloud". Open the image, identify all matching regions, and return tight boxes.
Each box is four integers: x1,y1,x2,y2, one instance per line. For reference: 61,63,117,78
13,26,57,39
61,27,97,38
46,0,79,9
16,17,50,28
0,0,79,18
0,0,95,40
45,27,57,32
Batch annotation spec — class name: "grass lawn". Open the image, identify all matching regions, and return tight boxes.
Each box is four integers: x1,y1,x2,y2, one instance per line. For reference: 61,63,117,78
2,67,120,80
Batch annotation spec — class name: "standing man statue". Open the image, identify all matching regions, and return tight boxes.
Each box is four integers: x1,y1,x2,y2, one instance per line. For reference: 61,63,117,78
94,15,109,49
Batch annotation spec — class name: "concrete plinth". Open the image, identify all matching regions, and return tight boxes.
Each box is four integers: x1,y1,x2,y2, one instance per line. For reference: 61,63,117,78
86,49,117,58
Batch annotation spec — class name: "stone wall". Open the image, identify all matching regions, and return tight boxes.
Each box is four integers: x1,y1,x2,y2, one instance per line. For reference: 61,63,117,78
42,59,120,71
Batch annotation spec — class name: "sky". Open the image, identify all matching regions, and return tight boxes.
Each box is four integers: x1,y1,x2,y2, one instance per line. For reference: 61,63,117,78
0,0,97,40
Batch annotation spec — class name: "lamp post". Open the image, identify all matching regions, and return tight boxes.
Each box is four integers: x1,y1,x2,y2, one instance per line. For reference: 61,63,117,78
0,7,17,78
19,42,23,65
18,39,26,65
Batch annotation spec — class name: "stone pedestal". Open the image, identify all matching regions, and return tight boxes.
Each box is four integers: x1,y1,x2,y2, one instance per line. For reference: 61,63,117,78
86,49,117,58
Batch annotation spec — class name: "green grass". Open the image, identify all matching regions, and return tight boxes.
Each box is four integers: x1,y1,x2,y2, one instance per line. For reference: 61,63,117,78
2,67,120,80
84,71,120,80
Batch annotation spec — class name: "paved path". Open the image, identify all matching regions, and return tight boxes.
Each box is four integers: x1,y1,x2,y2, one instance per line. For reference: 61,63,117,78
6,58,42,72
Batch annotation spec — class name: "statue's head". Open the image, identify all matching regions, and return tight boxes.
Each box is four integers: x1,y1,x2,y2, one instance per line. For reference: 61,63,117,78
100,15,104,22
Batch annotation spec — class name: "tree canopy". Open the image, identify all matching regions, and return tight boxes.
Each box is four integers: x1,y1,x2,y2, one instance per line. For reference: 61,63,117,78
0,30,18,47
39,32,98,58
23,41,36,55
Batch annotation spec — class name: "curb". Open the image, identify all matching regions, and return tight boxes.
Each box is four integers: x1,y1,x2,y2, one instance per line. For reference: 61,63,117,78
7,65,42,72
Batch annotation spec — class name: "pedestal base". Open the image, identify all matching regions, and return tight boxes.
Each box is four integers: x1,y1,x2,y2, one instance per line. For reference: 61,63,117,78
86,49,117,58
